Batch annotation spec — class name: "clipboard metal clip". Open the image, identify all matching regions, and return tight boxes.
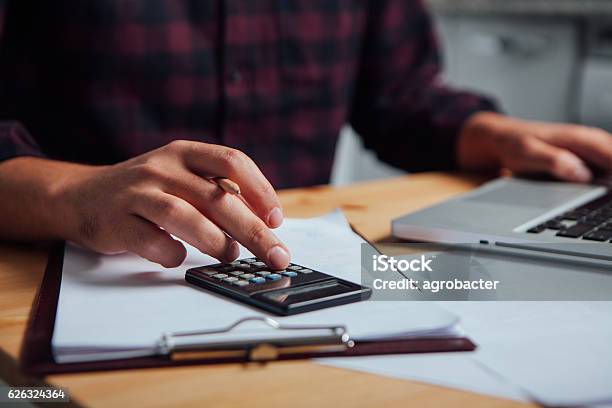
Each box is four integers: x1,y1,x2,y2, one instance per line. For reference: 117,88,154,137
157,317,354,362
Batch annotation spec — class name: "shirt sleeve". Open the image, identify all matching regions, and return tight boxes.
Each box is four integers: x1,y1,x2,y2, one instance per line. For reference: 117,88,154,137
0,121,45,162
0,1,45,163
349,0,499,172
0,0,4,35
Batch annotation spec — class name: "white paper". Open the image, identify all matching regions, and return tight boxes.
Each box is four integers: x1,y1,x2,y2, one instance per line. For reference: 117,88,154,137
318,229,612,407
319,354,528,402
452,301,612,407
321,301,612,406
52,210,460,363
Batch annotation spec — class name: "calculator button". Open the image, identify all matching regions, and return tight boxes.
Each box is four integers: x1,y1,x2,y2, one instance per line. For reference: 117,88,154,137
287,265,303,271
256,271,271,276
232,280,250,287
212,273,228,279
217,266,235,273
281,271,298,277
242,258,257,264
228,271,244,276
239,274,255,279
232,263,250,270
199,270,218,276
249,277,267,284
222,277,239,283
253,261,267,267
266,274,282,281
298,269,313,274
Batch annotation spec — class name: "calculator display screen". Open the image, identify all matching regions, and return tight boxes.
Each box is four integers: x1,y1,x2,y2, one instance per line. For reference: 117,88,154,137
261,280,353,305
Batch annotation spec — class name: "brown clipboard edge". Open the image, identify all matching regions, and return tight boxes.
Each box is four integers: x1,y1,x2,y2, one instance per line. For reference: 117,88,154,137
20,243,477,377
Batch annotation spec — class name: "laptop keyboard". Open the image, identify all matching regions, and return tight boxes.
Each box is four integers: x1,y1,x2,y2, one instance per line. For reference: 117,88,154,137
527,192,612,241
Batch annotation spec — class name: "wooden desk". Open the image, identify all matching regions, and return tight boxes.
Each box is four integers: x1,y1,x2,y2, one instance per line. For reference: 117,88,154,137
0,173,534,408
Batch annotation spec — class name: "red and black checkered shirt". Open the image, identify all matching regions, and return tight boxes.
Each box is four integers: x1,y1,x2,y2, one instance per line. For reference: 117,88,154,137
0,0,496,188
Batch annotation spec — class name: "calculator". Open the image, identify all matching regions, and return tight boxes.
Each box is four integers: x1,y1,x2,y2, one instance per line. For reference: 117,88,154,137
185,258,372,316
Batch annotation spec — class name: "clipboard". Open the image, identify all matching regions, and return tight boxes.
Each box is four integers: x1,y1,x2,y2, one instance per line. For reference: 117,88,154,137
20,243,476,376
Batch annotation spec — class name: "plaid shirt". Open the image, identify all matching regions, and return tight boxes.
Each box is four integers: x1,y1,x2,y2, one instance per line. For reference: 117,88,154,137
0,0,496,189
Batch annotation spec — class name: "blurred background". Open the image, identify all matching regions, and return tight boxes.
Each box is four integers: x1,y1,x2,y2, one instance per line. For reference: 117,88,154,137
331,0,612,185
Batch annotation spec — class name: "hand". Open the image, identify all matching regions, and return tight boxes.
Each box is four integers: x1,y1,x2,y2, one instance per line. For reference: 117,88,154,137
53,141,290,269
458,112,612,182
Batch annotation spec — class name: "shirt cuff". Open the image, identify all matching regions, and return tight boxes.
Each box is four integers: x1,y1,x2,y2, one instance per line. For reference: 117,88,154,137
0,121,45,163
437,95,500,171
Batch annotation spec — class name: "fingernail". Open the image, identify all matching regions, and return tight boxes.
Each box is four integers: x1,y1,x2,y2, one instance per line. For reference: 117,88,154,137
267,245,290,270
225,241,240,262
267,207,284,228
572,163,592,182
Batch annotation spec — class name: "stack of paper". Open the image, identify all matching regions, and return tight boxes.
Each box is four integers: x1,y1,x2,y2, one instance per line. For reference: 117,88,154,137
52,211,463,363
320,271,612,406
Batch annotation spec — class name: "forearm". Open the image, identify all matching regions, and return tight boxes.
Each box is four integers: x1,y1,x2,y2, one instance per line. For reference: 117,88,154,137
0,157,94,240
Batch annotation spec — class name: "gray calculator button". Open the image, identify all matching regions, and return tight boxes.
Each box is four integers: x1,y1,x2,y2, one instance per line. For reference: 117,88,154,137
212,273,228,279
287,265,303,271
242,259,257,264
223,277,239,283
200,270,218,276
239,273,255,279
299,269,313,274
256,271,271,276
232,280,250,287
253,261,267,267
229,271,244,276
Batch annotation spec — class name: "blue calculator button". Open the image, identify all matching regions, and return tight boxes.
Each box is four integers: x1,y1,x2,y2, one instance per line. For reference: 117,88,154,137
249,277,266,284
266,274,282,281
281,271,298,277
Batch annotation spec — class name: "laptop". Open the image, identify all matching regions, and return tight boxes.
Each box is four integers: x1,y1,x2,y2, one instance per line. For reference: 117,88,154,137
392,176,612,264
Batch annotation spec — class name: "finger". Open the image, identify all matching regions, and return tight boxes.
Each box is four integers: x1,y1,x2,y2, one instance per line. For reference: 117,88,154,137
177,142,284,229
544,126,612,170
155,169,290,269
130,191,239,263
120,215,187,268
505,136,593,182
191,182,290,269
